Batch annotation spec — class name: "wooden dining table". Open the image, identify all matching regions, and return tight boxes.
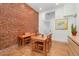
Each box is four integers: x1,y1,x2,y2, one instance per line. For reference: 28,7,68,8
18,33,52,56
18,32,35,46
31,35,49,56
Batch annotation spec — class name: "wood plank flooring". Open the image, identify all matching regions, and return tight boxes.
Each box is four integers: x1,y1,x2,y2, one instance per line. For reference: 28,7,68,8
0,41,72,56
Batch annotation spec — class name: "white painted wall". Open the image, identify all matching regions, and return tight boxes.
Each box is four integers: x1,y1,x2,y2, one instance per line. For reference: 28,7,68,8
75,4,79,33
39,12,45,34
53,4,76,42
39,4,78,42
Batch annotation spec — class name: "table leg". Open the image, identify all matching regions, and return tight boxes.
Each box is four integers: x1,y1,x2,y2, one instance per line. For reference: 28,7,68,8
44,41,47,56
22,39,25,46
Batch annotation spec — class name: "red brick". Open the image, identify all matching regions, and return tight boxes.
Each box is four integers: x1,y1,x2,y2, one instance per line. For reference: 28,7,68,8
0,3,38,49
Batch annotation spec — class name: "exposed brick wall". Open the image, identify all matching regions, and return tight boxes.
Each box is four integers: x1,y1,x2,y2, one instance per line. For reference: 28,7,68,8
0,3,38,49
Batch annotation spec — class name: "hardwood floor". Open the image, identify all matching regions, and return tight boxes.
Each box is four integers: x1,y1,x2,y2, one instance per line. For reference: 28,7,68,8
0,41,72,56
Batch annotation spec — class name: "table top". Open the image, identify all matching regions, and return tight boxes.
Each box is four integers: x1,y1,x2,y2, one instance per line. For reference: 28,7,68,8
18,32,34,39
31,35,47,41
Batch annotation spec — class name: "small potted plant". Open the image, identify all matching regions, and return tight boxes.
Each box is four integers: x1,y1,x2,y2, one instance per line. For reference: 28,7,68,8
71,24,77,36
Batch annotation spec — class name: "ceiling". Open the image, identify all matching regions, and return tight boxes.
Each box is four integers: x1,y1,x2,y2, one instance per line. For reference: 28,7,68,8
27,3,57,12
27,3,64,12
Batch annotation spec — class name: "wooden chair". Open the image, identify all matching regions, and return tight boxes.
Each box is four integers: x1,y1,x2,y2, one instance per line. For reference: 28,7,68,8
18,32,31,46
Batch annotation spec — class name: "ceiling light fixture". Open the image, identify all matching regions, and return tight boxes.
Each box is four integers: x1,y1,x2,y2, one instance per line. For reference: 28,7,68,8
39,8,42,10
56,3,59,5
